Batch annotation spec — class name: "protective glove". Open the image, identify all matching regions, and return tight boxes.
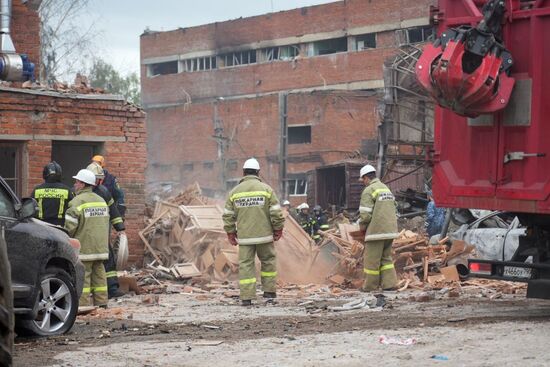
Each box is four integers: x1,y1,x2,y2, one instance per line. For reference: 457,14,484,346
273,229,283,241
227,232,238,246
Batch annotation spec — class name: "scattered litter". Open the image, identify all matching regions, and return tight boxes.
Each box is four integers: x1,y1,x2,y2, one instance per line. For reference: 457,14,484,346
431,355,449,361
192,340,224,346
379,335,417,346
200,324,221,330
328,296,381,312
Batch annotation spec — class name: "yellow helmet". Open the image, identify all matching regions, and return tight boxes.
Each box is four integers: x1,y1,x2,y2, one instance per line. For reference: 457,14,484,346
92,155,105,167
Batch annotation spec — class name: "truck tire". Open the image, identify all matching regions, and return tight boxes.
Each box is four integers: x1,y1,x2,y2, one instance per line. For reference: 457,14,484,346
0,234,13,367
17,267,77,337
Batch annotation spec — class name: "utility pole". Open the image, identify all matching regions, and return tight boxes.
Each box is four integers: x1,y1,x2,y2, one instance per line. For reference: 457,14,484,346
213,99,226,192
278,92,288,198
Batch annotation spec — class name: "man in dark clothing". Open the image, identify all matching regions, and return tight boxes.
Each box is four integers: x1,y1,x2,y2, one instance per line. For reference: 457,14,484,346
87,162,126,299
91,155,126,217
313,205,329,231
31,162,75,226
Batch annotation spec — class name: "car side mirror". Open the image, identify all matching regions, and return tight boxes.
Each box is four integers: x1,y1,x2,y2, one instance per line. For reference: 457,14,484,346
18,197,38,220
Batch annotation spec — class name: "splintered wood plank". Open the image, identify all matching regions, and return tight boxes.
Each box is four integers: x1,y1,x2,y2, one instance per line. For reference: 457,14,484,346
180,205,224,231
172,263,202,278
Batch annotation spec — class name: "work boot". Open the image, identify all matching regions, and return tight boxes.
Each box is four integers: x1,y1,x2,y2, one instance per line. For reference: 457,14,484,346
108,288,126,299
263,292,276,299
241,299,252,306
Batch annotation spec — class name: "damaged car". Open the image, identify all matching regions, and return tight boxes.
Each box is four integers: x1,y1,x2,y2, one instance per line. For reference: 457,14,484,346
451,210,524,261
0,176,84,337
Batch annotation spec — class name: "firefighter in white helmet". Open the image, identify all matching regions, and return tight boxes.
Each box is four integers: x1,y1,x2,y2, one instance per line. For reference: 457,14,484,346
64,169,110,308
358,164,399,292
222,158,285,306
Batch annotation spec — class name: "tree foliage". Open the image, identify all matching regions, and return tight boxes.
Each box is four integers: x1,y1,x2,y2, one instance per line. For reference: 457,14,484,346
38,0,98,84
89,59,141,105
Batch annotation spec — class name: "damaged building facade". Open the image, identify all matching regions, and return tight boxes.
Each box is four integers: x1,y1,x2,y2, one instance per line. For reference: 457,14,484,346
0,2,147,264
141,0,435,207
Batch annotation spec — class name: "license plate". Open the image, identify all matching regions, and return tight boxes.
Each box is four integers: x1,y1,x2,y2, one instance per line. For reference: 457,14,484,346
503,266,532,279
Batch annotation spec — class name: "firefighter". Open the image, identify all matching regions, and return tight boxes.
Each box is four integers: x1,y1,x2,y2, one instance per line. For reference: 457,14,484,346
222,158,285,306
86,162,126,299
297,203,319,241
358,164,399,292
31,161,75,226
313,205,329,231
64,169,110,308
91,155,126,217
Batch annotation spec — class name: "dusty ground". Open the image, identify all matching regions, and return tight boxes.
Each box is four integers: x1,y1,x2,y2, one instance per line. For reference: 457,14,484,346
12,288,550,367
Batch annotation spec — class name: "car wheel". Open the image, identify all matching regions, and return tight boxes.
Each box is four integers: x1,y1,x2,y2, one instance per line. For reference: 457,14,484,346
17,268,77,337
0,235,13,367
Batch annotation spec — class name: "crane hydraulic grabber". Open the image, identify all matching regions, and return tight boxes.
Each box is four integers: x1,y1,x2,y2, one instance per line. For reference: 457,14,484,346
415,0,515,117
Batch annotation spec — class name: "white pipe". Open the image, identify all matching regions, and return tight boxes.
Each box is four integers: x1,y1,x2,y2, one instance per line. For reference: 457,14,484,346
0,0,15,53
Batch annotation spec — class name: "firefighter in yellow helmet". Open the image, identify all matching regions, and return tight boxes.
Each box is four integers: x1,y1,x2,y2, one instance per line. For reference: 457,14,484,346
358,164,399,292
222,158,285,306
64,169,110,307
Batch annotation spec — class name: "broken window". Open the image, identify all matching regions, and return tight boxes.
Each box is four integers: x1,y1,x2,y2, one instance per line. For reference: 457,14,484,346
203,161,214,170
397,26,434,45
288,125,311,144
259,45,300,62
182,163,194,172
226,160,238,171
148,61,178,76
220,50,257,68
311,37,347,56
225,179,239,191
356,33,376,50
182,56,217,72
0,142,23,196
407,26,434,43
287,176,308,196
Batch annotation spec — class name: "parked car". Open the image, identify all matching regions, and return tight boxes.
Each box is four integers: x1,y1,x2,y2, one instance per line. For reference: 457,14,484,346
0,233,13,366
0,176,84,337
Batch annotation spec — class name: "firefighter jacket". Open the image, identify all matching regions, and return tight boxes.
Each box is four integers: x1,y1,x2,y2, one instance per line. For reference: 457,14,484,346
223,175,285,245
359,178,399,242
93,184,125,232
103,169,126,217
31,182,75,226
316,213,329,230
64,187,110,261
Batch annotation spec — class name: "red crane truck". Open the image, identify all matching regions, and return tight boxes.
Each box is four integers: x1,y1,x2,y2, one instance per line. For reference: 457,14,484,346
415,0,550,299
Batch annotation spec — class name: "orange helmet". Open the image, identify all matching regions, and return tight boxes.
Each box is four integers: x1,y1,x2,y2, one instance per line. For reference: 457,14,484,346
92,155,105,167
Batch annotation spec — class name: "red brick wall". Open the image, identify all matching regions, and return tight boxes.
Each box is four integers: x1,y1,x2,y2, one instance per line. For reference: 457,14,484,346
11,2,41,67
140,0,434,59
0,90,147,265
147,91,378,198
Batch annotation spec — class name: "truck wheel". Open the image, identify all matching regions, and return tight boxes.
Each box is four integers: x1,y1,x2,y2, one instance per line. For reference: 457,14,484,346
0,235,13,367
17,268,77,337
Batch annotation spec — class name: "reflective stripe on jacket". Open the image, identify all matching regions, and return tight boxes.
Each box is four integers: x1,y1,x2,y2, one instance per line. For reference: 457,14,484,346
31,182,75,226
223,175,285,245
64,187,110,261
359,178,399,241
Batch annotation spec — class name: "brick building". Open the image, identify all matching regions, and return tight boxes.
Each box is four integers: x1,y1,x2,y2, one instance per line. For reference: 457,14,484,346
141,0,435,206
0,2,147,265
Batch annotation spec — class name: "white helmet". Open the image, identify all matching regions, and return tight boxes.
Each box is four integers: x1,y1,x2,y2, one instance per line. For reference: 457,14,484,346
282,200,290,206
359,164,376,179
73,169,97,186
297,203,309,210
243,158,260,171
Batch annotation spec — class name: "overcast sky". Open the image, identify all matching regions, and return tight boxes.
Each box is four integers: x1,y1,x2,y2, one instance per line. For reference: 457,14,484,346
87,0,339,76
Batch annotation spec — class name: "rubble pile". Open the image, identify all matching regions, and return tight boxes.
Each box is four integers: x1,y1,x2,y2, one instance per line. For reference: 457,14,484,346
140,183,319,284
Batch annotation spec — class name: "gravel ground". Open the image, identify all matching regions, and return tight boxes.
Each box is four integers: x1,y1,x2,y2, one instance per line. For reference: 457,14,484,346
13,290,550,367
